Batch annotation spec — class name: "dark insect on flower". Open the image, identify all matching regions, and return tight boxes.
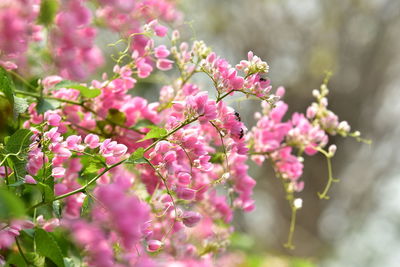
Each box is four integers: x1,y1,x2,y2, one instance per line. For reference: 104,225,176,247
239,128,244,139
234,111,241,122
259,77,267,82
32,133,43,149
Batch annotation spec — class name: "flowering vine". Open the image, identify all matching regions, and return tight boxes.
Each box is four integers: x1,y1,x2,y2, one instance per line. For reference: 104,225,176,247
0,0,368,266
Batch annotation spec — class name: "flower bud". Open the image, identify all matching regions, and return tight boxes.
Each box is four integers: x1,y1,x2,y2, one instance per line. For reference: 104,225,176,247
24,175,37,184
181,211,202,228
328,144,337,156
147,240,163,252
306,106,317,119
312,89,320,98
294,198,303,209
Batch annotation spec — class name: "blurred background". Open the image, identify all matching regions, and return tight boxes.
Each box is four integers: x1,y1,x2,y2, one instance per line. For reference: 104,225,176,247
178,0,400,266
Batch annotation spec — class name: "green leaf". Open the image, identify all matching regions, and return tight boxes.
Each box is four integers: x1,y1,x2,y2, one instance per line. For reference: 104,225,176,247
37,98,60,114
8,180,25,187
13,96,29,114
0,188,25,219
128,147,147,164
37,0,59,26
107,108,126,125
38,182,54,202
5,129,33,154
6,252,28,267
138,126,167,142
74,85,101,98
54,80,75,90
54,80,100,98
0,66,14,106
82,162,103,175
35,228,66,267
80,195,93,217
5,129,33,179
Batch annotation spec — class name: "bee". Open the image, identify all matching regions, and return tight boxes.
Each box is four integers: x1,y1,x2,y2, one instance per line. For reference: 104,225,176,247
35,133,43,148
28,132,44,151
234,111,241,122
239,128,244,139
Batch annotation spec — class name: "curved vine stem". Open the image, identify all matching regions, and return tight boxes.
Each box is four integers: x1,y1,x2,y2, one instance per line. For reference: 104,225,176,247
316,147,339,200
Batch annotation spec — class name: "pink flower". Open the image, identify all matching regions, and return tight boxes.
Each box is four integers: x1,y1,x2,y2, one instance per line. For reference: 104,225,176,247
45,113,62,126
112,144,128,157
84,134,100,149
154,45,170,58
52,167,66,178
24,175,37,184
0,166,12,178
136,58,153,78
176,187,196,201
42,76,62,90
156,58,173,71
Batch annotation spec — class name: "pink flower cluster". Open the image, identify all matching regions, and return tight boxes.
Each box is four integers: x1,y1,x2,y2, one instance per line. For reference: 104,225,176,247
0,0,179,79
0,0,41,70
250,86,351,191
0,4,363,265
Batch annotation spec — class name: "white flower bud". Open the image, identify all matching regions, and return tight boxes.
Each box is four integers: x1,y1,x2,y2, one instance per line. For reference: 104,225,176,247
338,121,351,133
328,144,337,156
312,89,320,98
294,198,303,209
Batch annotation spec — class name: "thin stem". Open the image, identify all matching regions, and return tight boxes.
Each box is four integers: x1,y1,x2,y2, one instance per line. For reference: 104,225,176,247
284,205,297,250
317,150,337,200
15,237,32,266
144,158,178,242
143,116,199,153
209,121,229,171
216,89,236,103
4,163,9,186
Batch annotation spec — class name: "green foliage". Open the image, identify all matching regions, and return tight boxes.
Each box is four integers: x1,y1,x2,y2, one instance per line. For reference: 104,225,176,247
5,129,33,154
3,129,33,179
54,80,101,98
38,0,59,26
210,152,224,164
0,66,14,107
35,228,66,267
138,126,167,142
38,182,55,203
81,195,94,217
37,98,60,114
128,147,146,164
0,188,25,219
107,108,126,125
